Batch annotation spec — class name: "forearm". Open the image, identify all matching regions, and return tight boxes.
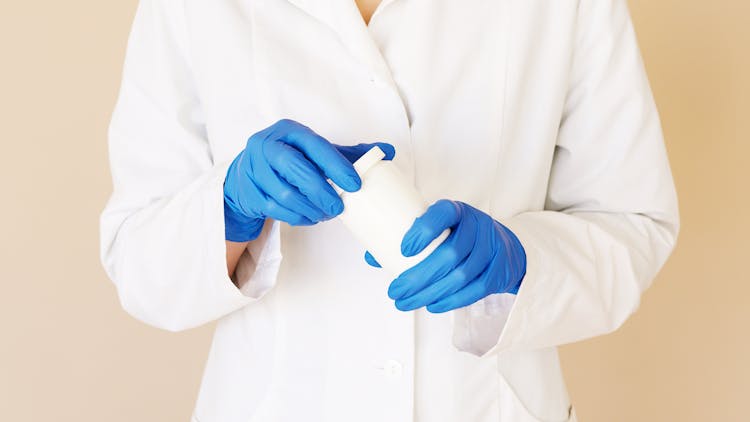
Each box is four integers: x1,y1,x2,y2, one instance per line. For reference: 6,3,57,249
226,240,250,280
454,209,678,356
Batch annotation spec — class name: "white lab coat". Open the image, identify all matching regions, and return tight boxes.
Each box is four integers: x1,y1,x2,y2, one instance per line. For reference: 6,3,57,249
100,0,679,420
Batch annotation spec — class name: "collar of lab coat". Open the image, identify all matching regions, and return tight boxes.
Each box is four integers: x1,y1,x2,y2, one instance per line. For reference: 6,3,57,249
283,0,400,86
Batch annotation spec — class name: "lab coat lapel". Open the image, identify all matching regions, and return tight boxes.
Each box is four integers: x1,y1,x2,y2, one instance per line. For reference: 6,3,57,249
283,0,399,86
283,0,338,30
332,0,398,85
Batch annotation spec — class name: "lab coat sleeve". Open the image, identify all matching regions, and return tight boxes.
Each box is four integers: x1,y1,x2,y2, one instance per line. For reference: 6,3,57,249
100,0,282,332
452,0,679,356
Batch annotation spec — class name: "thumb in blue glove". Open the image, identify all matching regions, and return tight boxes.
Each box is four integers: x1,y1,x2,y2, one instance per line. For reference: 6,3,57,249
365,200,526,313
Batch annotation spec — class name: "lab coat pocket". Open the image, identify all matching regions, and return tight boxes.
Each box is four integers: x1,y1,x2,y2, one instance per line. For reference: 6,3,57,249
495,348,572,422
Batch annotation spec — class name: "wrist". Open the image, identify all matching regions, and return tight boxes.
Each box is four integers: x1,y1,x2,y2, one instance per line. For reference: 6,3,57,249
223,199,265,242
496,221,527,294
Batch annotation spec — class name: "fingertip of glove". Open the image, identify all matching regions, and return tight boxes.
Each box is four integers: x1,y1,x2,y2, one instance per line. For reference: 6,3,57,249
375,142,396,160
400,229,423,257
364,251,381,268
425,303,448,314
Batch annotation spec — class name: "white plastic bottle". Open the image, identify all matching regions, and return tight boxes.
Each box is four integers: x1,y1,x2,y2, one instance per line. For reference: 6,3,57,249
336,146,449,276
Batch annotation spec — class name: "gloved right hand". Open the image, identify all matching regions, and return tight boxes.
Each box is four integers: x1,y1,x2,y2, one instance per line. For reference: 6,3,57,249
224,119,394,242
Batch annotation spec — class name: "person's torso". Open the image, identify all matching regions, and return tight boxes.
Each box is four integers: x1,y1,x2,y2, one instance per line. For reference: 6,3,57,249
187,1,578,421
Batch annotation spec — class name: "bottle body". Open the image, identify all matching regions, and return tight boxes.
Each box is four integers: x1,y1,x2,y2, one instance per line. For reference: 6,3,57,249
338,147,449,276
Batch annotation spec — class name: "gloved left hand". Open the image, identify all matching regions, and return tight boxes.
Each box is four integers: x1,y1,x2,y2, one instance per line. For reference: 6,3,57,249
365,200,527,313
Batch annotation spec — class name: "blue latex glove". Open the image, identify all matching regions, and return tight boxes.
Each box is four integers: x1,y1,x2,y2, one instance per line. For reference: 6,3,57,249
366,200,526,313
224,119,395,241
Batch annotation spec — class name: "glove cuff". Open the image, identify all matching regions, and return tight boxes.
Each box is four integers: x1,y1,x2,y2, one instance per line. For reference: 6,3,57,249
496,221,527,295
223,199,265,242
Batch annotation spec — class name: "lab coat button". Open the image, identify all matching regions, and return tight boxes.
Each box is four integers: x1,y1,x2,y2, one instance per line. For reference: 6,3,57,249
383,359,403,378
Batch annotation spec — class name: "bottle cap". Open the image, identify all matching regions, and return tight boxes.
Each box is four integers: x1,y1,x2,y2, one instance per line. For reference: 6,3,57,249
353,146,386,177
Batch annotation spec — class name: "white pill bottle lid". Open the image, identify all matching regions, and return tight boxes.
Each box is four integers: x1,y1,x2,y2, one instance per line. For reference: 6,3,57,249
352,145,387,177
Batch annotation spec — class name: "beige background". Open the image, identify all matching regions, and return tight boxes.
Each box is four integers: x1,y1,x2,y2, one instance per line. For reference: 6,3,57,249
1,0,747,421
